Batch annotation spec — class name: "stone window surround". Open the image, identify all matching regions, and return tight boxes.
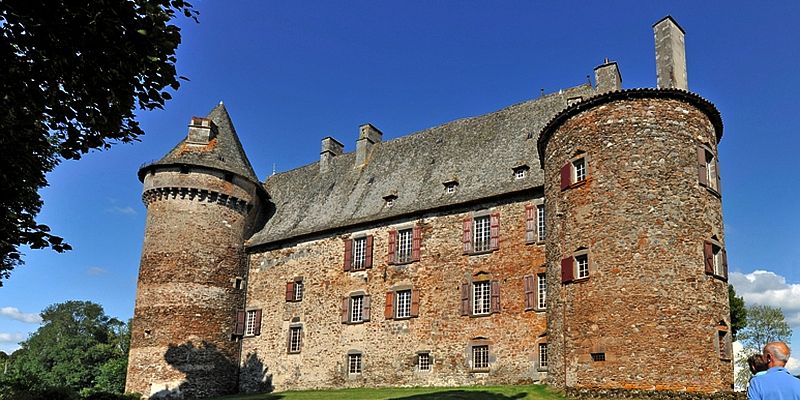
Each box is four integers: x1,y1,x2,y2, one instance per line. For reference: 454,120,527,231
697,142,721,198
416,351,432,372
244,309,258,337
287,323,303,354
574,248,591,281
468,338,493,372
704,235,728,281
385,284,419,320
343,291,370,325
285,276,304,303
461,272,500,318
538,342,548,371
524,199,545,246
347,350,363,375
396,227,413,264
561,150,591,191
464,209,499,255
716,320,732,361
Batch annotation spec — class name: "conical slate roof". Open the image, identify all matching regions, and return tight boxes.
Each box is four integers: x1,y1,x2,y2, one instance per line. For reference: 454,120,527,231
139,103,259,182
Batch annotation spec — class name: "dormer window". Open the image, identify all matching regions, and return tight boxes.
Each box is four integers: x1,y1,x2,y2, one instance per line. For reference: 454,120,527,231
513,165,529,180
444,180,459,194
383,194,397,208
567,96,583,106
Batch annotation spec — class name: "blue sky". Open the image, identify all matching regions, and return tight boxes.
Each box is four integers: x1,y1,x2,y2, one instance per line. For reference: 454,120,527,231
1,0,799,373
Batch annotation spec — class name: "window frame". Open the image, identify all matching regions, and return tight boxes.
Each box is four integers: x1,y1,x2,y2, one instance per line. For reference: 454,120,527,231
417,352,431,372
697,144,721,197
471,345,490,371
350,295,364,323
561,249,590,284
704,238,728,281
575,254,589,280
536,204,546,242
342,293,371,324
352,237,367,270
473,215,492,253
560,152,590,191
244,310,258,337
472,281,491,316
396,228,413,264
538,343,548,371
536,273,547,310
395,289,412,319
288,325,302,354
347,353,363,375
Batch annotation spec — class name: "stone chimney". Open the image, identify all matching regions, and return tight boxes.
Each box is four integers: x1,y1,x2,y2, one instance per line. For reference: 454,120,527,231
186,117,218,145
355,123,383,166
653,16,688,90
594,59,622,94
320,136,344,172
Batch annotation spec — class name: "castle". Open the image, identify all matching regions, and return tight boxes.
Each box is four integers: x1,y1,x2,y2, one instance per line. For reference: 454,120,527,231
126,17,733,398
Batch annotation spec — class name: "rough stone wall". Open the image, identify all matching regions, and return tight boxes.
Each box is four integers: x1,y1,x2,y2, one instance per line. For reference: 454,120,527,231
126,168,262,399
541,97,732,392
240,196,548,391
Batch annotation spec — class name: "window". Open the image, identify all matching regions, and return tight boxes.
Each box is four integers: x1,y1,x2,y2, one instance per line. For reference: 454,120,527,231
472,281,491,315
397,229,412,263
697,145,721,194
703,238,728,280
591,353,606,362
396,290,411,319
288,326,302,353
538,343,548,370
285,279,303,302
536,204,545,241
567,96,583,106
525,204,544,244
472,345,489,370
560,154,590,190
243,310,262,337
576,254,589,279
463,213,500,254
344,236,373,271
383,194,397,208
513,165,529,180
389,226,421,264
348,353,362,374
444,181,458,194
342,294,371,324
384,289,419,320
537,273,547,309
718,323,732,360
233,277,244,290
418,353,431,371
561,250,589,284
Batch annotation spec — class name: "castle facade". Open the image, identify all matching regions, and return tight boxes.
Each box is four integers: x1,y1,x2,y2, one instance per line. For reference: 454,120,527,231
126,17,733,398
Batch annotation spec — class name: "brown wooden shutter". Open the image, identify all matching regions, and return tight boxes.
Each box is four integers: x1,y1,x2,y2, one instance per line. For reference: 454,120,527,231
285,281,295,302
697,147,708,187
715,157,721,193
384,291,394,319
460,283,470,316
362,295,371,321
523,275,535,310
286,327,292,353
525,204,536,244
343,239,353,272
234,310,246,336
490,212,500,251
561,257,574,284
410,289,420,317
490,280,501,313
365,235,374,269
341,297,350,323
703,241,714,275
462,218,473,254
722,249,729,280
560,163,571,190
411,226,422,262
387,230,397,264
253,309,262,336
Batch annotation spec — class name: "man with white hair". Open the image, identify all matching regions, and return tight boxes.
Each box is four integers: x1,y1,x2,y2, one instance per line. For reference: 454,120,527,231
747,341,800,399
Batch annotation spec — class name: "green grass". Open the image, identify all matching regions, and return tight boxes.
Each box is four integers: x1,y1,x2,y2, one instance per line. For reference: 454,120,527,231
215,384,564,400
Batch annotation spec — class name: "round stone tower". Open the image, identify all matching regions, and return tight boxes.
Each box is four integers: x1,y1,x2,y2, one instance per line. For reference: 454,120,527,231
126,104,266,399
537,89,732,392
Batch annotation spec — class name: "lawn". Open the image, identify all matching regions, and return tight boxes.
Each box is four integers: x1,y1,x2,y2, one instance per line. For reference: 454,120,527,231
214,384,564,400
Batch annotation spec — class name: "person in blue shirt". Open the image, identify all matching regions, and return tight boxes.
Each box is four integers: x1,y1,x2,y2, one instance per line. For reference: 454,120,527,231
748,341,800,400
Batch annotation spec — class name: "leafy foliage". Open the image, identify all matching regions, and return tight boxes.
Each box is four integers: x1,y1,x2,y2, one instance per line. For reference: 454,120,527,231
733,304,793,390
0,301,131,399
0,0,197,285
728,284,747,340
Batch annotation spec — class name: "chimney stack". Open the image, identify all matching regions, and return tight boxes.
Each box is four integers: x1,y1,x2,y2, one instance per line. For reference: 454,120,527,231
320,137,344,172
594,59,622,94
653,16,688,90
355,123,383,167
186,117,218,145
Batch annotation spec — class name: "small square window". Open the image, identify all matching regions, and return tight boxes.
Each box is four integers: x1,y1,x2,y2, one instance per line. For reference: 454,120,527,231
472,281,491,315
418,353,431,371
575,254,589,279
288,326,302,353
538,343,548,370
396,290,412,319
591,352,606,362
348,353,362,375
472,345,489,370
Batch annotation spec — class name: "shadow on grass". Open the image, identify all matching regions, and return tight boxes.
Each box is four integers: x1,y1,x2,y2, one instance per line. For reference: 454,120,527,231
389,391,528,399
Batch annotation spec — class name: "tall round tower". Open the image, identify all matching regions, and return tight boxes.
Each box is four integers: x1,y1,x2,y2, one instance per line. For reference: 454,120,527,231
126,104,265,398
538,88,731,391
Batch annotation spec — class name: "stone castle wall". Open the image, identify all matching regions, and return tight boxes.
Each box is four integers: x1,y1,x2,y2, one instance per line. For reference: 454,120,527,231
239,195,550,391
541,95,732,391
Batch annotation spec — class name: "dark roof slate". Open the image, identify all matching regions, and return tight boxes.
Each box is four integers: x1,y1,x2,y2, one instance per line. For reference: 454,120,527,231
139,103,259,182
248,84,595,248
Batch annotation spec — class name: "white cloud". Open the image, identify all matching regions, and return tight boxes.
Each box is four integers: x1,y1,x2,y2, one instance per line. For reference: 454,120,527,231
106,206,136,215
0,307,42,324
788,355,800,375
0,332,26,343
86,266,108,276
730,270,800,332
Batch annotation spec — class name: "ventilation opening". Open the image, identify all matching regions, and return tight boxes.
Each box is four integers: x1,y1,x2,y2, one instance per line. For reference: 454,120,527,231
144,329,152,339
591,352,605,362
234,277,244,290
224,173,233,182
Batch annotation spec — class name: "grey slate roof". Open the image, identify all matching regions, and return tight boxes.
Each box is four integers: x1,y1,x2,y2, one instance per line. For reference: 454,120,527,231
247,84,595,248
138,103,259,183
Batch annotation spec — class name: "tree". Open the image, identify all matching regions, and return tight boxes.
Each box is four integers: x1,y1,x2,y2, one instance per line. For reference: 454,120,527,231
734,304,793,389
3,301,131,397
0,0,198,285
729,284,747,340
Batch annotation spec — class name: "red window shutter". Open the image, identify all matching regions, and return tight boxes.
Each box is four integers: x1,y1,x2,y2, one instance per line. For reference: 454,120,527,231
343,239,353,272
462,218,473,254
411,226,422,262
341,297,350,323
490,212,500,251
365,235,374,269
234,310,245,336
722,249,729,280
410,289,420,317
703,241,714,275
285,282,293,301
490,280,501,313
523,275,534,310
525,204,536,244
560,163,572,190
460,283,470,316
561,257,574,284
697,147,708,187
253,309,262,336
384,291,394,320
362,295,371,321
387,230,397,264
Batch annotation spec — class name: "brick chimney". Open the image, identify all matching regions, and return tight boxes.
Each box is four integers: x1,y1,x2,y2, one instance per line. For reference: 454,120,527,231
594,59,622,94
186,117,218,145
355,123,383,166
653,16,688,90
320,136,344,172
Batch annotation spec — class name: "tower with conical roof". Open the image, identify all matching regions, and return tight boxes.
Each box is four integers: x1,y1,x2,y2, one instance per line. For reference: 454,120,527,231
126,104,266,399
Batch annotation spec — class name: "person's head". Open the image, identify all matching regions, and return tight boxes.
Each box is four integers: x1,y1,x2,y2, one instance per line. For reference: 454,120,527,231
748,353,769,374
763,341,791,368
